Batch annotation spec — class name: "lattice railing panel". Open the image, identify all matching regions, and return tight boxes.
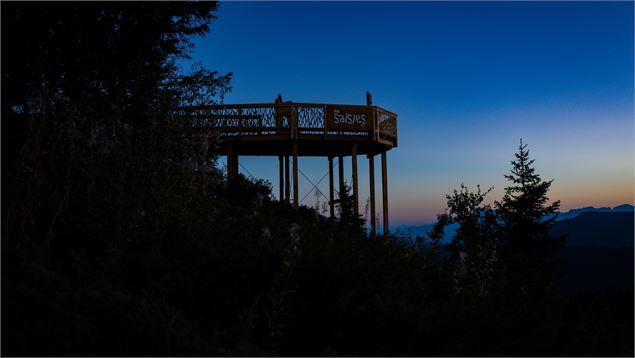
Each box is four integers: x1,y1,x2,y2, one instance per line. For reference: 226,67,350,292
377,110,397,138
297,105,325,129
189,106,275,129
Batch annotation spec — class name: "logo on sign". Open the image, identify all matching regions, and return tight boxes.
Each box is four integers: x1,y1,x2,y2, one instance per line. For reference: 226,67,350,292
333,109,366,126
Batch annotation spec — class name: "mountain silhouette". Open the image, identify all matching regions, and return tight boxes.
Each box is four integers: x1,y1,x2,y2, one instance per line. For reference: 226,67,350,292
401,204,633,245
613,203,635,212
556,204,633,221
550,211,633,295
396,223,457,243
551,211,634,248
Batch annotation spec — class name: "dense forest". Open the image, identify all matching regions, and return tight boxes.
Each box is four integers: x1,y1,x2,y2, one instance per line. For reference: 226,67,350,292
2,2,632,356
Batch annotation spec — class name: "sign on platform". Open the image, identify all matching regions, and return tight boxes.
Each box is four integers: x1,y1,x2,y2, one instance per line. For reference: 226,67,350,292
326,105,372,131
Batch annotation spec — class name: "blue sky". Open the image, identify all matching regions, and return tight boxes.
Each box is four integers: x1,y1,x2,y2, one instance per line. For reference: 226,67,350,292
184,1,634,225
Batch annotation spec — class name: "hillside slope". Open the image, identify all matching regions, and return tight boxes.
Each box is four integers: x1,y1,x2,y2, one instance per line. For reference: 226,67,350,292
551,212,634,248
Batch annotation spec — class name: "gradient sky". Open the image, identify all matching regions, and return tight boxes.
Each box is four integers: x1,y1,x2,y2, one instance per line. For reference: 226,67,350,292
183,1,634,226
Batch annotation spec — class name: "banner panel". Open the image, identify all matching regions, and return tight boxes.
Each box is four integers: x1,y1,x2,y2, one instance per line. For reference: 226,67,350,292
325,105,372,131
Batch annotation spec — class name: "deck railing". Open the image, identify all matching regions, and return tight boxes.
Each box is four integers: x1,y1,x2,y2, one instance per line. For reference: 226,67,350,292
175,103,397,145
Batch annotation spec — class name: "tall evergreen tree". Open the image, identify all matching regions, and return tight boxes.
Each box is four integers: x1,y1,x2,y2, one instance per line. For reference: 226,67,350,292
497,139,561,247
495,139,563,299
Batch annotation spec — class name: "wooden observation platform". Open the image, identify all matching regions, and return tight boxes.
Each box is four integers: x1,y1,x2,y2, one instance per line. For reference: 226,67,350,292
177,93,397,237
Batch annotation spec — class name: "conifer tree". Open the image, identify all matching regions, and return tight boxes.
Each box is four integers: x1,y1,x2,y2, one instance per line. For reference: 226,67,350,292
338,183,366,237
496,139,561,248
495,139,563,299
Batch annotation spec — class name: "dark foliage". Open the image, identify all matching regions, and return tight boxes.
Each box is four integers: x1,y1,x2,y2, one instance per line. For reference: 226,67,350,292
2,3,632,356
337,182,366,237
428,184,499,298
2,1,231,251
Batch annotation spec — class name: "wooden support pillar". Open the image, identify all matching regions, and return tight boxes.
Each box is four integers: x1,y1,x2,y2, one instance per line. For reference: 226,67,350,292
381,151,389,236
285,155,290,204
368,154,376,238
338,155,344,203
227,146,238,181
279,155,284,201
328,156,335,219
351,143,359,215
226,153,232,179
292,142,299,208
233,154,239,180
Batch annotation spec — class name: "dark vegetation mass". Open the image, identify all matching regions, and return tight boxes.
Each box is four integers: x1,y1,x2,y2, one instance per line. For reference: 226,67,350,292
2,3,632,356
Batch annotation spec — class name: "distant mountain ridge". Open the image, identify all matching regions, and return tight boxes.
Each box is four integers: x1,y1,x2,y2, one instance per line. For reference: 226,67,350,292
551,211,634,248
394,223,457,242
396,204,634,244
556,204,634,221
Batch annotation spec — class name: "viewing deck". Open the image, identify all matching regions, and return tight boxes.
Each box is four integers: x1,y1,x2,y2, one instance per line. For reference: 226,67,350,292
175,101,397,157
176,94,397,237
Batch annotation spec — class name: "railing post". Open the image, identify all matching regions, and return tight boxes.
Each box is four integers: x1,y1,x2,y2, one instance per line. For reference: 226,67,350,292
291,105,298,139
237,108,243,140
324,105,329,138
367,91,376,140
374,108,379,141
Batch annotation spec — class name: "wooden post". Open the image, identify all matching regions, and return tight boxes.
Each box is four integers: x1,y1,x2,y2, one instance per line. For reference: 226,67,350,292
381,151,389,236
291,103,298,139
351,143,359,215
227,145,238,181
226,153,232,179
234,154,239,180
368,154,376,238
226,146,231,179
293,142,299,208
328,156,335,219
279,155,284,201
275,94,283,128
285,155,290,204
338,155,344,203
367,91,377,141
367,92,376,237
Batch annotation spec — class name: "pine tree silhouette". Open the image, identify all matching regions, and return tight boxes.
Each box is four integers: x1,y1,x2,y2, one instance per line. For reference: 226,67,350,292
338,182,366,236
497,139,561,247
495,139,564,299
